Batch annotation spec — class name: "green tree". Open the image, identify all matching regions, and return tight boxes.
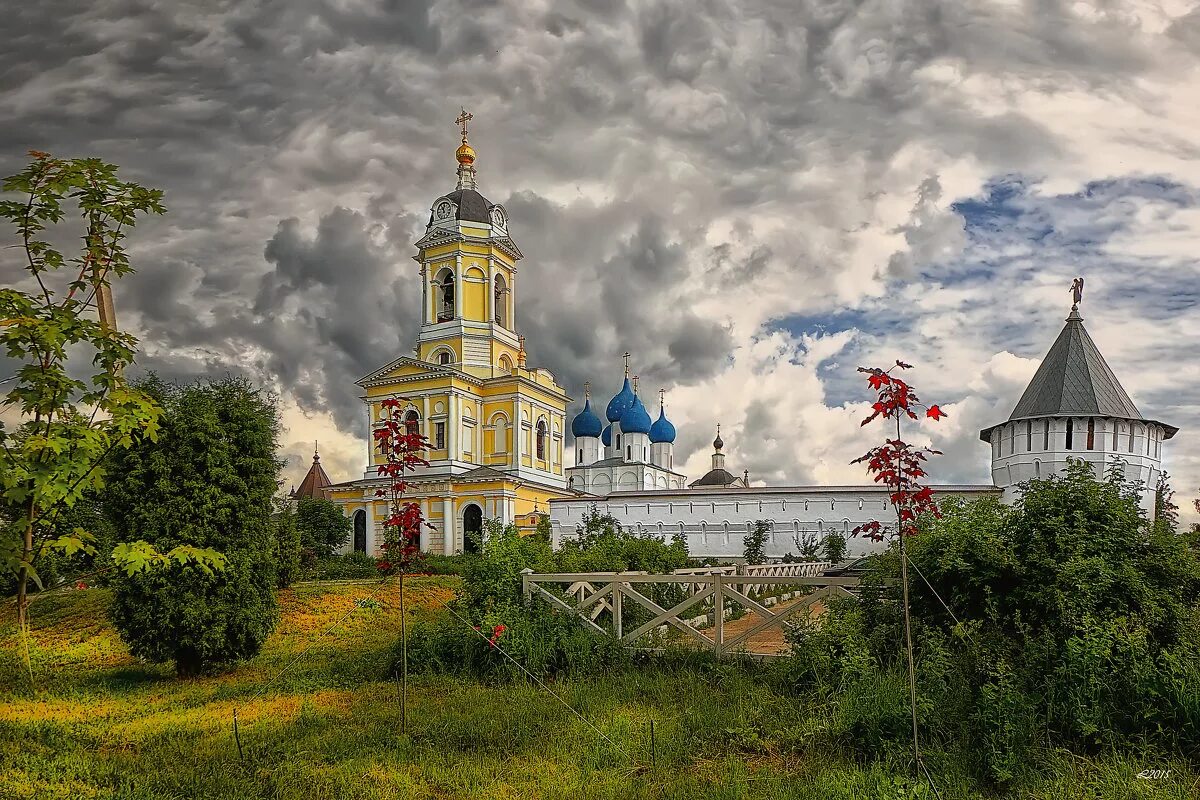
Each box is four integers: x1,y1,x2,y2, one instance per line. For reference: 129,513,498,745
820,529,847,563
743,520,770,564
1,152,222,632
295,496,351,557
271,498,301,588
106,377,283,676
798,460,1200,780
793,531,822,561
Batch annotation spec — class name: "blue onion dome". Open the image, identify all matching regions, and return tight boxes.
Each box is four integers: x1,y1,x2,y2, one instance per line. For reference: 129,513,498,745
601,423,612,447
650,406,676,444
619,396,653,435
571,398,603,438
605,377,636,422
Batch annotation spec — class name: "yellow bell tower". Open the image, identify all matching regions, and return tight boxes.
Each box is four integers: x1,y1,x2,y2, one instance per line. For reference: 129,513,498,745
327,109,574,556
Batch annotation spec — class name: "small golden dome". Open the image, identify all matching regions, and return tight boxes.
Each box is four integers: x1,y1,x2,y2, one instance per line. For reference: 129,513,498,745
456,139,476,165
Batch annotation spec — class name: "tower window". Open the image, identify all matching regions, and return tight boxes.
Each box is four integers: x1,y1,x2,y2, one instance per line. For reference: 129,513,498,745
438,350,452,365
438,271,455,322
494,275,507,327
626,445,631,460
1086,418,1095,450
1128,424,1135,453
578,448,582,462
1008,424,1016,455
1113,422,1119,451
1026,421,1033,452
1065,419,1073,450
1043,419,1050,451
434,422,446,449
536,419,547,460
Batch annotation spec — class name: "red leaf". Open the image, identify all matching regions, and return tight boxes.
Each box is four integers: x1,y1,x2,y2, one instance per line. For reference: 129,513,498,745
926,404,946,421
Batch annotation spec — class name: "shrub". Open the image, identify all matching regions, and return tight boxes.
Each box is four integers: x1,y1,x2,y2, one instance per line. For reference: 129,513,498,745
303,552,381,580
106,377,282,676
295,497,352,558
743,520,769,564
271,499,301,589
786,460,1200,782
396,507,692,680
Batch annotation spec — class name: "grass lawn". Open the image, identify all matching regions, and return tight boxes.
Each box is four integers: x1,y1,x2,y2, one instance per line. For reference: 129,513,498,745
1,579,1196,800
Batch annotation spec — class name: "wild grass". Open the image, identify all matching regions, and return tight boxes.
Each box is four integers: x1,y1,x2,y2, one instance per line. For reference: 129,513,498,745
1,580,1196,799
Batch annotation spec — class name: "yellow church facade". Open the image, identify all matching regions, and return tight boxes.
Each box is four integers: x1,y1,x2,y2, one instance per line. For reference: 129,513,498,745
327,110,575,555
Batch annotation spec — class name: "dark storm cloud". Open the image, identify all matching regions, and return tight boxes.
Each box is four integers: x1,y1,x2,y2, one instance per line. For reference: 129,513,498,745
3,0,1198,490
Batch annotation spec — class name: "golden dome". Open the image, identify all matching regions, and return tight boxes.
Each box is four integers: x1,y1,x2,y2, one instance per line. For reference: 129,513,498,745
456,139,476,165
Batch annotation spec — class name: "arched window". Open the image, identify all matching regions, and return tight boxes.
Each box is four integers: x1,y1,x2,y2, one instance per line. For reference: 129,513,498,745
626,445,631,460
436,269,455,322
404,410,420,436
499,354,513,374
1043,420,1050,451
1128,423,1136,453
494,275,507,327
438,350,452,365
1034,459,1041,478
1026,421,1033,452
1065,419,1074,450
1008,423,1016,455
536,419,547,460
577,448,582,461
1086,418,1095,450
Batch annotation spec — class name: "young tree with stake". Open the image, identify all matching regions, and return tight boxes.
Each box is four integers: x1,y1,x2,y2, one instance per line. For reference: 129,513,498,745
851,361,945,768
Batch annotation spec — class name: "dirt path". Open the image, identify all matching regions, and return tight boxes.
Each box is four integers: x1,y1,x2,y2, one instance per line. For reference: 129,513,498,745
709,594,827,655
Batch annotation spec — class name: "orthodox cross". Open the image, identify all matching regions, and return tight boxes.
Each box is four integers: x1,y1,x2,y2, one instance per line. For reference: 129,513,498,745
455,107,473,141
584,380,590,399
1070,276,1084,307
632,374,640,394
659,387,665,406
623,351,631,377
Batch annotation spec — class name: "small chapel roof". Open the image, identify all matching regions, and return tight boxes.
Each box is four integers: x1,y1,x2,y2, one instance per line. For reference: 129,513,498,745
293,446,332,500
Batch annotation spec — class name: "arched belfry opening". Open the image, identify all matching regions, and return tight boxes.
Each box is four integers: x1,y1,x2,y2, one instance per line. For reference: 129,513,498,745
436,269,455,322
353,510,367,553
462,503,483,554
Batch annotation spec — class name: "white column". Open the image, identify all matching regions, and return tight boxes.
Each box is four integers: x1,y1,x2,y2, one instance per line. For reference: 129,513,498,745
366,405,374,471
454,257,463,318
419,498,430,552
442,496,455,555
504,496,516,525
487,260,496,324
448,393,459,461
512,400,522,468
421,265,429,324
475,399,483,459
422,395,431,440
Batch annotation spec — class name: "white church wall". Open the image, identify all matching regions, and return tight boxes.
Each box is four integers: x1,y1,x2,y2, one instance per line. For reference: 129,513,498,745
549,486,999,561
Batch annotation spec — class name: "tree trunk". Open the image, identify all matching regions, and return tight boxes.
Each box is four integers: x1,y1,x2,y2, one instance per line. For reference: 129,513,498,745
16,498,36,630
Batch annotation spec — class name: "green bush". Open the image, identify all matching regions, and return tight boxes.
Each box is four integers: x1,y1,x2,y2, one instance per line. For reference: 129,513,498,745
295,497,352,557
303,552,381,580
106,377,282,676
271,500,301,589
396,506,692,680
785,460,1200,782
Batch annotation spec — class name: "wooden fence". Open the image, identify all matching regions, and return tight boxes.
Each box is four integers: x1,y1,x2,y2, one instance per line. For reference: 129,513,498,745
521,564,859,659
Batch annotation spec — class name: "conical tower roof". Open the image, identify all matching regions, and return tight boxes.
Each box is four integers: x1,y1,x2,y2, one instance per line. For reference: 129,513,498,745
1009,307,1140,420
981,305,1176,441
293,446,333,500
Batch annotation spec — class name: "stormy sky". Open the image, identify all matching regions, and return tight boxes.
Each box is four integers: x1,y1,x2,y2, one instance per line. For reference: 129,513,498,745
4,0,1200,521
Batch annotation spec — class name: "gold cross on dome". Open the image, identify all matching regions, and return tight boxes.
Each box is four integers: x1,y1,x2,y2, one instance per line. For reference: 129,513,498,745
455,107,473,140
623,352,631,376
659,388,665,405
584,380,590,398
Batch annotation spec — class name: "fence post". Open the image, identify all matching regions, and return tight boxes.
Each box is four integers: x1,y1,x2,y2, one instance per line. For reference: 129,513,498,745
713,571,724,657
612,578,623,641
521,568,534,606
